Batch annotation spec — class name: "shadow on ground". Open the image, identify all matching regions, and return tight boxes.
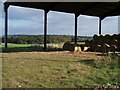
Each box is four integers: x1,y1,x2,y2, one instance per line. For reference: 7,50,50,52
2,46,63,53
80,57,119,69
79,59,98,68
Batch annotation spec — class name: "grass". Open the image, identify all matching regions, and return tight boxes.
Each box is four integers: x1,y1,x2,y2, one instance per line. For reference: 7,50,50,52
1,43,119,88
2,50,119,88
1,42,85,48
1,43,41,48
77,42,85,45
1,42,85,52
1,43,63,52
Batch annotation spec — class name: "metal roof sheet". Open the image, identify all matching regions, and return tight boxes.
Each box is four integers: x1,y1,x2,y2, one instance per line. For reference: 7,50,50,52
5,2,119,18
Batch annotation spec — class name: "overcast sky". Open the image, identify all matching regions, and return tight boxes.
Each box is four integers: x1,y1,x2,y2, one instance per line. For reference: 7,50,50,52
0,2,118,36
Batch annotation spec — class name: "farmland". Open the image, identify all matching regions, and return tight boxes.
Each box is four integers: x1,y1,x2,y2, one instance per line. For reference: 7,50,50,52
1,43,119,88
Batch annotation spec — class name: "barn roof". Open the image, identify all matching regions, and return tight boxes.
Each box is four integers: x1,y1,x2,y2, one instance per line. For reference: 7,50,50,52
5,2,119,18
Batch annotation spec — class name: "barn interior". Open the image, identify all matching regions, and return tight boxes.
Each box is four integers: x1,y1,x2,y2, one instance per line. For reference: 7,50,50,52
3,1,120,53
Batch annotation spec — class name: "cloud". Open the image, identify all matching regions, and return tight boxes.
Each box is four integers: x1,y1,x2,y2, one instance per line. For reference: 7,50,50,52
8,5,44,22
102,16,118,34
47,11,74,35
103,16,118,22
8,19,44,35
0,2,4,36
48,11,74,24
77,15,118,36
8,24,43,35
0,2,4,19
77,15,99,36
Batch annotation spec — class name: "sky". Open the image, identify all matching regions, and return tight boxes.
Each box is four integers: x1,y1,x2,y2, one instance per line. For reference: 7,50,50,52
0,1,3,36
0,2,119,36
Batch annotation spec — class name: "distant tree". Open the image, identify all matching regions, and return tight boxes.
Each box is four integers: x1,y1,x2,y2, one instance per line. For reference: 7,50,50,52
1,35,92,44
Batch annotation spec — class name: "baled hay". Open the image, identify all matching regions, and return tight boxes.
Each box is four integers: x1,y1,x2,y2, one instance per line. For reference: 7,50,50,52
80,44,84,51
63,41,82,52
93,34,105,45
83,46,90,51
88,34,120,52
112,34,120,40
112,34,120,41
93,34,99,40
98,34,105,45
63,41,71,50
74,46,82,53
63,41,75,51
85,40,91,46
110,45,117,53
110,39,118,45
94,44,102,52
101,44,111,54
105,34,112,43
79,44,90,51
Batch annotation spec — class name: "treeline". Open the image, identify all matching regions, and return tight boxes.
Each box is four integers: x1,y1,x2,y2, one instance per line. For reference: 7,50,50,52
1,35,92,44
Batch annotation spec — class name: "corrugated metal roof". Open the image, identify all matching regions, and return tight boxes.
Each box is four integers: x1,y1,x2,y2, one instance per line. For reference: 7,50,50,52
5,2,119,18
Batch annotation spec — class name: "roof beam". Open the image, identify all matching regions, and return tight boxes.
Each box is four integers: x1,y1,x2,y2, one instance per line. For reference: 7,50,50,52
44,2,59,12
5,2,119,17
100,6,119,20
75,2,100,17
4,2,9,49
74,14,78,44
4,2,10,11
43,10,48,51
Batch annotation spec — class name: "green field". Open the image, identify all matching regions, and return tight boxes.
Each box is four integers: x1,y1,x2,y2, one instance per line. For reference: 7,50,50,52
1,43,64,52
1,42,85,48
1,42,85,52
1,43,119,88
1,43,42,48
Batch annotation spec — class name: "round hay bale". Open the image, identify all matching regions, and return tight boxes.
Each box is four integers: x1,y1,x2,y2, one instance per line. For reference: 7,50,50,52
93,34,100,45
63,41,75,51
93,34,99,40
117,34,120,40
110,39,119,51
104,34,112,44
63,41,82,52
114,34,120,41
98,34,105,45
112,34,118,40
83,46,90,51
74,46,82,53
110,39,118,45
95,44,102,52
85,40,90,46
80,44,84,51
87,40,96,51
101,44,110,55
63,41,70,50
69,44,75,51
110,45,117,53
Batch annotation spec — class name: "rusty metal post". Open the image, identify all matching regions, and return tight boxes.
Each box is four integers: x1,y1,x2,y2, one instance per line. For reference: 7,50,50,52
74,14,78,44
99,17,102,34
4,4,8,49
44,10,48,51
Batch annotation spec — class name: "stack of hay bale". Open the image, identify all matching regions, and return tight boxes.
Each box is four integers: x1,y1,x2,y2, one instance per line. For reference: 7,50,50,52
85,34,120,52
